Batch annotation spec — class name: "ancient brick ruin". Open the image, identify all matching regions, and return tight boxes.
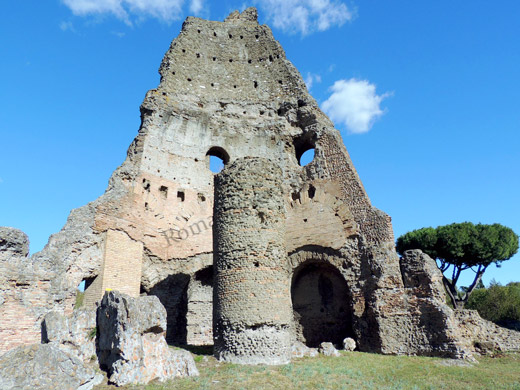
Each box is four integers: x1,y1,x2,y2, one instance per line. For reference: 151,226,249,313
1,8,519,374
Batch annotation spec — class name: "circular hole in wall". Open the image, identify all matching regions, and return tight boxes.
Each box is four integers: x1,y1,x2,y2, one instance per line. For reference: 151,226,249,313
294,133,317,167
206,146,230,173
299,149,315,167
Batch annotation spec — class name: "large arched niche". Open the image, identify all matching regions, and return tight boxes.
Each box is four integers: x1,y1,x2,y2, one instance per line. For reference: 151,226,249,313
291,259,354,348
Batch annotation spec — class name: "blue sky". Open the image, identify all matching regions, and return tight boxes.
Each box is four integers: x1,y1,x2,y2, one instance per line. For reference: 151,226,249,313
1,1,519,287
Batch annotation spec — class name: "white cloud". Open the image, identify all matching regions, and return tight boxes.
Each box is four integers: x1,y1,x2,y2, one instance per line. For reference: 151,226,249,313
61,0,351,31
322,78,392,134
59,21,76,32
304,72,321,90
255,0,353,35
61,0,185,24
189,0,203,15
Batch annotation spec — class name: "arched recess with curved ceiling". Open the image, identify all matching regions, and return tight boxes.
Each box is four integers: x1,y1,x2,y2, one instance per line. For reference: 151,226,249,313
291,260,354,347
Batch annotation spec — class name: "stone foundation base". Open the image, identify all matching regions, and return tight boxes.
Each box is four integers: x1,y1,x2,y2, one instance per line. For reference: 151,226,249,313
215,326,293,365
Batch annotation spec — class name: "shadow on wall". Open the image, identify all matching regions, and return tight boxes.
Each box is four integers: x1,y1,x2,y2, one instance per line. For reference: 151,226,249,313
148,273,190,345
291,261,354,347
194,266,213,286
186,266,214,346
147,260,355,348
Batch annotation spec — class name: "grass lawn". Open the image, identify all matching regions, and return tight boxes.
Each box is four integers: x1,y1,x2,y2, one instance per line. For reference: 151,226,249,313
94,350,520,390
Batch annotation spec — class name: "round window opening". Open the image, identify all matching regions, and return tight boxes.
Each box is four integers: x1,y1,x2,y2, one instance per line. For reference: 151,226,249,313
299,148,315,166
206,146,230,173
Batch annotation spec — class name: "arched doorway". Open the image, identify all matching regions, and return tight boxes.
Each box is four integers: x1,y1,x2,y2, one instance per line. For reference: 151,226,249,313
291,261,353,347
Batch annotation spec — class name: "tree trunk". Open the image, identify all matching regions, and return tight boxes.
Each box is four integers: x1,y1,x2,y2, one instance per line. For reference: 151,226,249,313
453,299,465,310
442,265,488,310
460,266,487,306
442,276,461,309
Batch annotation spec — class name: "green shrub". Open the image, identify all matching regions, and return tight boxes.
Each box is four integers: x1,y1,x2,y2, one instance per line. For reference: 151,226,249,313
466,280,520,330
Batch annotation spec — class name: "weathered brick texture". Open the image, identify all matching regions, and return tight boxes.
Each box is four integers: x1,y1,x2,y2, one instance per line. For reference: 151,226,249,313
84,229,143,306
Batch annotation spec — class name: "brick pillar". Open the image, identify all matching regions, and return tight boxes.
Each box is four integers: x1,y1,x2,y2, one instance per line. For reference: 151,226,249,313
213,157,293,364
83,229,143,307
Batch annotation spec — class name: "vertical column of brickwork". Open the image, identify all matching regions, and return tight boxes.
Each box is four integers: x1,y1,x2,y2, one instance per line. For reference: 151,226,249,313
100,229,143,297
213,157,293,365
83,229,143,306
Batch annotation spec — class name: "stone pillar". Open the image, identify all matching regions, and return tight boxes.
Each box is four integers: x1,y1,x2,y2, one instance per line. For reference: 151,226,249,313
213,157,293,364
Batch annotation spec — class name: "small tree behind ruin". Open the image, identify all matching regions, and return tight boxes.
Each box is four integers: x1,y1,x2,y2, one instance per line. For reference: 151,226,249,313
397,222,519,309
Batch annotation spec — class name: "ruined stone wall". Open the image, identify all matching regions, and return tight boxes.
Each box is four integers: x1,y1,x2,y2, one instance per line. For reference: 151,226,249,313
0,229,55,353
8,7,390,318
455,309,520,353
3,8,515,360
286,241,405,355
213,157,293,364
285,243,477,359
396,250,469,358
0,287,46,353
287,243,364,345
